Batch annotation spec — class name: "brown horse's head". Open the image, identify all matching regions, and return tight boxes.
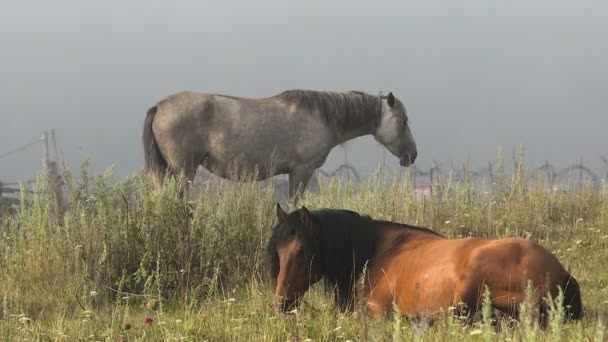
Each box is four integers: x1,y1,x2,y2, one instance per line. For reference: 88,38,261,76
268,204,323,312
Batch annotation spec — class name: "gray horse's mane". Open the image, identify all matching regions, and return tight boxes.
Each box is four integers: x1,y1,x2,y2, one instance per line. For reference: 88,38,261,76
276,90,383,133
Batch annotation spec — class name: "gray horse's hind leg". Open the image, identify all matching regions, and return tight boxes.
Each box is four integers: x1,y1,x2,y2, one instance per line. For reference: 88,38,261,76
163,153,199,197
289,167,315,200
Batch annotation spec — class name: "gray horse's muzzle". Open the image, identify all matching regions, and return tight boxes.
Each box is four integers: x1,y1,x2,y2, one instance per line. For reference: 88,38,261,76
400,151,418,167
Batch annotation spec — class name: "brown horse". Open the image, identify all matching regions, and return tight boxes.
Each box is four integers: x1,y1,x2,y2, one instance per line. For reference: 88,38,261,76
268,205,583,323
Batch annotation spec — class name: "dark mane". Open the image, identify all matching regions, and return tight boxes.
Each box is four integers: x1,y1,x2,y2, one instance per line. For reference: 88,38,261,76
267,208,443,310
391,221,444,237
276,90,383,136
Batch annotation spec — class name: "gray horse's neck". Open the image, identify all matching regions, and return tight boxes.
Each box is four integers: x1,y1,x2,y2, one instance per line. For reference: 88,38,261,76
278,90,383,144
333,120,378,144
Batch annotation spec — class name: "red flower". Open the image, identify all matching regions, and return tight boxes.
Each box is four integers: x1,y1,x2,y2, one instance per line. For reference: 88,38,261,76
144,316,153,325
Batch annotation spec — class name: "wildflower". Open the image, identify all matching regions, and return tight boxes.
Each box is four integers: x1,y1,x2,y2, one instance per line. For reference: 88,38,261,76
147,299,159,311
175,319,183,324
144,316,153,325
89,291,98,297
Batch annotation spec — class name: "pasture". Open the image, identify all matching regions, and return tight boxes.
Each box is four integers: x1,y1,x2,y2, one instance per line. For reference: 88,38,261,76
0,156,607,341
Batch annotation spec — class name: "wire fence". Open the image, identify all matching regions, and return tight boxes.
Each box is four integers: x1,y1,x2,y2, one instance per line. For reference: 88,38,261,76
2,130,607,208
313,158,608,191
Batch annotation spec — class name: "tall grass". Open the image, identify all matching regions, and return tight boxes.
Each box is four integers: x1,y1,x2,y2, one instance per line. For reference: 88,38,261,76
0,156,607,341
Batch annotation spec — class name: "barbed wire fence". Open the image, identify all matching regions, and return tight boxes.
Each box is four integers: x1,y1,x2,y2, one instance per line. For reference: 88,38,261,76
0,129,63,213
311,145,608,192
311,158,607,192
2,132,606,209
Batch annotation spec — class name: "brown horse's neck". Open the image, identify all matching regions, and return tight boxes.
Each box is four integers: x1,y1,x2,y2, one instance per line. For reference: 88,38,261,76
371,223,445,261
314,212,443,310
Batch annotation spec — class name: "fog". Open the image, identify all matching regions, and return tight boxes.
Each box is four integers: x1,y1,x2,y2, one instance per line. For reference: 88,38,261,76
1,0,606,182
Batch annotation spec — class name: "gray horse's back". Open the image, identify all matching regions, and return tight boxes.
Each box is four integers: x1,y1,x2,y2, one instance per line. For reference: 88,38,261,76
147,90,321,182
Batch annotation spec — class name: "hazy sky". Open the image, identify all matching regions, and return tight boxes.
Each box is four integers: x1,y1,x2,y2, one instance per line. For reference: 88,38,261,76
1,0,606,182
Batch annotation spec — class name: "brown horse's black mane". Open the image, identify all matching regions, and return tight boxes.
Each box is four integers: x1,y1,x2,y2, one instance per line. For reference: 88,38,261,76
268,208,443,310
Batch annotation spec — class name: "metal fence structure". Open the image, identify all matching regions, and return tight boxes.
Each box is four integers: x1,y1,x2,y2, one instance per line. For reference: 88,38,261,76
308,157,606,189
2,129,606,209
0,130,62,211
409,159,607,190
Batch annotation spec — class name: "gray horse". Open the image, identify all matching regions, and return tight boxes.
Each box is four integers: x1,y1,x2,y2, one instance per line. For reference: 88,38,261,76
143,89,417,198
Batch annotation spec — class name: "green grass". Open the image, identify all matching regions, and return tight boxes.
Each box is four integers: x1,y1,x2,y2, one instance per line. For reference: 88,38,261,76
0,156,607,341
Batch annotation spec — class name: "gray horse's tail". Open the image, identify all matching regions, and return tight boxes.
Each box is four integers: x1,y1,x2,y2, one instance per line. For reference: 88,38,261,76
143,105,169,184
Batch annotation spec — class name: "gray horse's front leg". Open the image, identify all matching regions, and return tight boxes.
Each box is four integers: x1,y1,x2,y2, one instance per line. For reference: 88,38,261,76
289,167,315,200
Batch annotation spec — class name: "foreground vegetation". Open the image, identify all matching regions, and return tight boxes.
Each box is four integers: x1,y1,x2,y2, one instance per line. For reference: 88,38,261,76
1,157,607,341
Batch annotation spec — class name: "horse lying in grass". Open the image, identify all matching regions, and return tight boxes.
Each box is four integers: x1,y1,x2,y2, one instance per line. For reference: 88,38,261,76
268,205,583,324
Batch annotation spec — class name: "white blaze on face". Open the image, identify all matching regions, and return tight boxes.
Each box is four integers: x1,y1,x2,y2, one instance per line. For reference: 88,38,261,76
375,111,401,151
374,107,417,166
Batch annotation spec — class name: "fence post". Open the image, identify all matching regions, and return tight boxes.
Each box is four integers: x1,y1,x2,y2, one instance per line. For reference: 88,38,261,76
579,158,584,190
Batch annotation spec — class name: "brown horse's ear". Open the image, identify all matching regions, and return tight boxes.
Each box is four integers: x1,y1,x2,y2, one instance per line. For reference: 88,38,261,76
300,207,318,239
276,203,288,223
387,92,395,108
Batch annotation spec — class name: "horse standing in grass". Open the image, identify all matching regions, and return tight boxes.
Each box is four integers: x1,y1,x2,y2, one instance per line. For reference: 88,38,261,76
268,206,583,324
142,90,417,198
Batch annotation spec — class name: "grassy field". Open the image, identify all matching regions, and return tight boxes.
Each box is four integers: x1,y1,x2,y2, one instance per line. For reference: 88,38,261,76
0,157,607,341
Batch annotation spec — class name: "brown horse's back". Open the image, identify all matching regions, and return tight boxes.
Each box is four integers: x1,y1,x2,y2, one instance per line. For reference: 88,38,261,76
368,236,582,320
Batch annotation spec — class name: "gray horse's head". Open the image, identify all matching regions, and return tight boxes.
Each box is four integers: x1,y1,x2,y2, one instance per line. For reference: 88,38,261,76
374,92,418,167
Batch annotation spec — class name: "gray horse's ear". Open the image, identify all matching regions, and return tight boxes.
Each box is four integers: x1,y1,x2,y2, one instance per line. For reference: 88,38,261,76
276,203,288,223
387,92,395,108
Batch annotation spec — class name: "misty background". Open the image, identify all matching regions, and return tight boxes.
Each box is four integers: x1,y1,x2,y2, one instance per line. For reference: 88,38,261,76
1,0,606,183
